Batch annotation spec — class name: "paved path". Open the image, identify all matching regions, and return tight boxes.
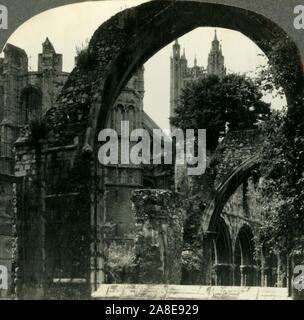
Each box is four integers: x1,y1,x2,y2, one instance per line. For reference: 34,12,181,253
92,285,290,300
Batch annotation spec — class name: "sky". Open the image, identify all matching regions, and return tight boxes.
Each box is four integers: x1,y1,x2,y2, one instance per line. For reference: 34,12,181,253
3,0,286,129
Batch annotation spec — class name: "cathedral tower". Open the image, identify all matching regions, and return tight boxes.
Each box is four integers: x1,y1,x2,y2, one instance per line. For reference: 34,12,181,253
207,30,226,77
38,37,63,73
170,40,183,124
170,31,226,122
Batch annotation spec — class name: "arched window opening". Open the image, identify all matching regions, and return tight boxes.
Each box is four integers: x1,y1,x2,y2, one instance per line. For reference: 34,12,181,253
212,218,233,285
20,86,42,125
235,225,256,286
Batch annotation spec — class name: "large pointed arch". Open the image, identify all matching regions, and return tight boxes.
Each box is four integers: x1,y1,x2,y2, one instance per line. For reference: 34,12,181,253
45,0,303,149
212,217,233,285
201,155,260,233
234,224,256,286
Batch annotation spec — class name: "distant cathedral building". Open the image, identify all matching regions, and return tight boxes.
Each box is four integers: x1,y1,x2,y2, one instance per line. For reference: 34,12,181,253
170,30,226,120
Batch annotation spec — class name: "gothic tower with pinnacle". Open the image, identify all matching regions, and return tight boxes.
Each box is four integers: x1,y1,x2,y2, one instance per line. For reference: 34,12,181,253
170,30,226,122
170,40,182,123
207,30,226,77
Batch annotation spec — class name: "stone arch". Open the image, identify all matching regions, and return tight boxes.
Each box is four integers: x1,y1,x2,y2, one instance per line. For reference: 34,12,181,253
1,2,304,58
47,0,303,149
234,224,256,286
201,156,260,233
42,1,303,293
14,1,304,297
19,86,42,124
237,224,255,266
211,217,233,285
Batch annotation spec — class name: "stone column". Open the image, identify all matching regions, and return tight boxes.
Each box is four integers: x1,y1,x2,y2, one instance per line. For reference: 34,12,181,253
240,265,255,286
201,232,216,285
240,266,245,287
213,263,234,286
276,253,285,288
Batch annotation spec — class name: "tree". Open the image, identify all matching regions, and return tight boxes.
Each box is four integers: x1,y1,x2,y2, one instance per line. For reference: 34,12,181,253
258,108,304,296
256,37,304,255
258,110,291,253
256,37,304,296
170,74,270,151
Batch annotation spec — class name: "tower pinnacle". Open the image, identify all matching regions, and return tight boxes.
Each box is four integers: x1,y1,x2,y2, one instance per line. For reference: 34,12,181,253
42,37,56,54
207,31,226,77
173,39,180,58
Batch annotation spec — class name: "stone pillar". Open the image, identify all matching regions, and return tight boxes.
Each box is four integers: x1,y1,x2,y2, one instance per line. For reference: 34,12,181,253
131,190,185,284
240,266,245,286
213,264,233,286
260,253,266,287
252,266,258,286
276,253,285,288
200,232,215,285
240,265,255,286
261,270,266,287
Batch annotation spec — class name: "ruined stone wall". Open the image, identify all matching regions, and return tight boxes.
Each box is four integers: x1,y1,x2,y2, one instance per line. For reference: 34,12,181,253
0,44,28,299
176,129,265,286
131,190,185,284
218,176,284,287
214,130,262,188
27,71,69,116
14,129,91,299
222,177,262,246
0,44,28,175
0,176,15,298
180,130,261,244
9,38,166,297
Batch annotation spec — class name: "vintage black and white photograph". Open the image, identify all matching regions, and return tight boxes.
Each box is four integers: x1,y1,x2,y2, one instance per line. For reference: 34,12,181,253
0,0,304,302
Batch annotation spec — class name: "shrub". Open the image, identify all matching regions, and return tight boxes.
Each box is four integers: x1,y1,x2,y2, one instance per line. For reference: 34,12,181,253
75,42,97,70
105,243,137,284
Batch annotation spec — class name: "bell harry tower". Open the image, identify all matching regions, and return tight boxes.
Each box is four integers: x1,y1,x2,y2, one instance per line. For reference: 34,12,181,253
170,30,226,122
207,30,226,77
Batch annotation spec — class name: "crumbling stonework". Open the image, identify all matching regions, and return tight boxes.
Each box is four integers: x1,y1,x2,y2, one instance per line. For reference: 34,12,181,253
14,130,92,299
131,190,185,284
213,130,262,189
1,36,170,298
